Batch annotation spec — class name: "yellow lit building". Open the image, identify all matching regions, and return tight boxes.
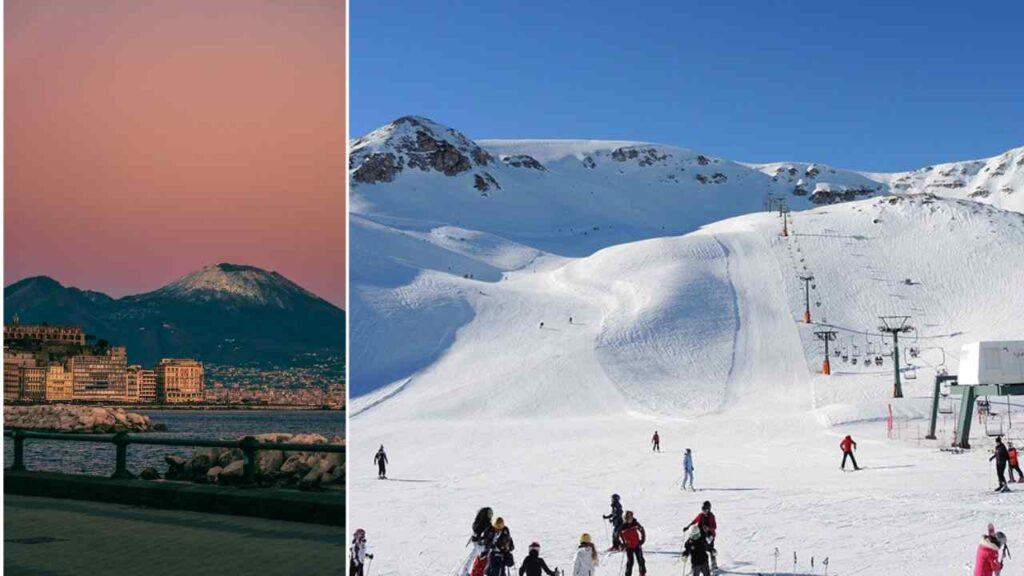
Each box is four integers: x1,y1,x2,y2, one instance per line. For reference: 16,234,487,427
156,359,204,403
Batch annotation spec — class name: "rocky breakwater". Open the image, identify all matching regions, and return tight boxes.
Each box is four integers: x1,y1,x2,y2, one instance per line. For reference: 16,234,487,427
4,405,159,433
162,432,344,490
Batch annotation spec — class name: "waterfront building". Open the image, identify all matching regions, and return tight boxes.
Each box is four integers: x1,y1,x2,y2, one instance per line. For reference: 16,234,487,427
156,359,204,403
4,317,86,346
3,351,37,401
68,346,128,402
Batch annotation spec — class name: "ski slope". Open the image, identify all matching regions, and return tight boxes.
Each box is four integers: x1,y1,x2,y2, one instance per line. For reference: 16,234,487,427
349,118,1024,574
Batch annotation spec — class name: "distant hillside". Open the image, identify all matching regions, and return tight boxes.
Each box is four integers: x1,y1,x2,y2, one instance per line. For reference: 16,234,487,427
4,264,346,368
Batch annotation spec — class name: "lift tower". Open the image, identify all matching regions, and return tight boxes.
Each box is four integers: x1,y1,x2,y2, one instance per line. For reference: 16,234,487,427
815,330,837,375
879,316,914,398
798,275,814,323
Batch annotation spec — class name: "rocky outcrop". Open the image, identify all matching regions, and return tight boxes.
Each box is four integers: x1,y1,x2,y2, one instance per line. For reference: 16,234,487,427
4,405,158,433
352,152,402,184
474,173,501,194
163,432,344,490
611,146,671,167
501,155,546,171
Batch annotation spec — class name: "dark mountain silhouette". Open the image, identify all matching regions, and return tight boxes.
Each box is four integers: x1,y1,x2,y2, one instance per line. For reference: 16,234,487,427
4,264,345,367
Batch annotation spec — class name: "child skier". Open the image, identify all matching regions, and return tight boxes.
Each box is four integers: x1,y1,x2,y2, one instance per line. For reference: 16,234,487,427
684,501,717,571
683,448,695,491
349,528,373,576
974,525,1007,576
839,434,860,470
374,445,389,479
1008,442,1022,483
682,526,712,576
572,533,599,576
518,542,557,576
651,431,660,452
619,511,647,576
990,437,1010,492
602,494,624,551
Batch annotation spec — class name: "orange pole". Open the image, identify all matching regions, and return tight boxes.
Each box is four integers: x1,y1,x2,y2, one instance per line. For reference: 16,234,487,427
822,358,831,375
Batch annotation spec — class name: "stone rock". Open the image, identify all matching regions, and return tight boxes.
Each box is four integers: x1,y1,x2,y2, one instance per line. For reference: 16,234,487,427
140,467,161,480
3,405,155,433
219,460,245,481
206,466,224,483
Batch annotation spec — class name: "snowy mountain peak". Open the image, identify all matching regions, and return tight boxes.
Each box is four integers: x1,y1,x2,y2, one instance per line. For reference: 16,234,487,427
152,263,318,307
350,115,497,187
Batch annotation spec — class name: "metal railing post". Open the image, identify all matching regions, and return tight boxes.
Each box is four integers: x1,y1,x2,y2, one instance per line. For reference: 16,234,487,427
11,430,26,471
111,432,135,479
240,436,258,484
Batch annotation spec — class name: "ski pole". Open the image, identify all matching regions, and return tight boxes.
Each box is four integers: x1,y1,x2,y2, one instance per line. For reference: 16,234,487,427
823,556,829,576
793,551,797,575
365,556,373,576
773,547,779,576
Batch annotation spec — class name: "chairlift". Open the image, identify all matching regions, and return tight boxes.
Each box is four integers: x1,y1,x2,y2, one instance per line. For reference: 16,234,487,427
938,396,955,415
909,346,920,358
977,398,991,416
866,337,876,356
852,344,860,358
985,415,1005,437
874,356,883,367
905,365,918,380
841,354,849,363
851,357,858,365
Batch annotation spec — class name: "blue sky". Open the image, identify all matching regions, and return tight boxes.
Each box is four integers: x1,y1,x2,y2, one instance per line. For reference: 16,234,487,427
351,1,1023,172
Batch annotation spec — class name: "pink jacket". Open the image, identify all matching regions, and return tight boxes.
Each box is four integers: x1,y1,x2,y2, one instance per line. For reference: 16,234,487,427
974,539,1002,576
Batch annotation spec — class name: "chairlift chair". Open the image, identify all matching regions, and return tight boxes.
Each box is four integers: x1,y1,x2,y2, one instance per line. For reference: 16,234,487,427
938,396,954,415
905,365,918,380
874,356,883,367
986,415,1005,437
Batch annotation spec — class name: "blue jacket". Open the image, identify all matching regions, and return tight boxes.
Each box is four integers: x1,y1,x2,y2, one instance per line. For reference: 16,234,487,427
683,453,693,472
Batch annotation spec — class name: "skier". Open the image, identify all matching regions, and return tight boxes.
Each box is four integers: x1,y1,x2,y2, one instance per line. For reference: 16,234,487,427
684,501,717,572
539,322,544,329
572,533,599,576
990,436,1010,492
484,517,515,576
839,434,860,471
518,542,557,576
619,511,647,576
569,316,573,324
349,528,373,576
374,445,389,479
651,431,660,452
683,448,695,491
974,526,1007,576
462,507,494,576
602,494,624,550
1008,442,1022,483
681,526,712,576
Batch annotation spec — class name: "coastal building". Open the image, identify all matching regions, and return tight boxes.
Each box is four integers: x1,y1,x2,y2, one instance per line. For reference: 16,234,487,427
156,359,204,403
3,351,37,401
68,346,128,402
4,317,86,346
137,367,157,403
43,364,72,402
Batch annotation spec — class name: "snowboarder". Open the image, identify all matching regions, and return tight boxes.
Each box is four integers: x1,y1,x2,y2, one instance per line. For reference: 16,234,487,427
463,507,495,576
684,501,718,572
651,431,660,452
518,542,557,576
484,517,515,576
602,494,624,550
619,511,647,576
974,525,1007,576
572,533,599,576
990,436,1010,492
683,448,695,491
374,445,389,479
682,525,712,576
840,434,860,470
1008,442,1022,483
349,528,373,576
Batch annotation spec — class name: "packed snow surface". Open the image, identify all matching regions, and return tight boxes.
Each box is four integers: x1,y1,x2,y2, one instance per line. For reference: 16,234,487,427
350,118,1024,575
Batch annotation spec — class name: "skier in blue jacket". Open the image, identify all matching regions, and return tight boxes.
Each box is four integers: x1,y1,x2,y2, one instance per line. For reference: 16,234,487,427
682,448,695,491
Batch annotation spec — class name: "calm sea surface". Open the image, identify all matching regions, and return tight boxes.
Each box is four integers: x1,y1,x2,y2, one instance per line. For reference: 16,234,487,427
3,410,344,476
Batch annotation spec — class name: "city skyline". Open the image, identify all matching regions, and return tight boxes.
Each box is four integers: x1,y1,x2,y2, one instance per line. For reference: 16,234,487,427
5,0,347,307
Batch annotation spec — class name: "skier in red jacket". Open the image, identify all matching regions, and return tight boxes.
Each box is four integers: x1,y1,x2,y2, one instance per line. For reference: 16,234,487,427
619,511,647,576
683,501,717,572
840,435,860,470
974,525,1007,576
1008,442,1022,482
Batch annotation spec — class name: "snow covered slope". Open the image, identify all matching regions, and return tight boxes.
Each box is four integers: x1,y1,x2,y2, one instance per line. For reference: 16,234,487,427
349,118,1024,575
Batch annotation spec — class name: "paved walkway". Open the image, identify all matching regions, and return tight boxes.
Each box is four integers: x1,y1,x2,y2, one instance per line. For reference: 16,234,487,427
4,495,345,575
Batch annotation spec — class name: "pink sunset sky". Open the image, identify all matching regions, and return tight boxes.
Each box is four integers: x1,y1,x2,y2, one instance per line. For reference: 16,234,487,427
5,0,347,307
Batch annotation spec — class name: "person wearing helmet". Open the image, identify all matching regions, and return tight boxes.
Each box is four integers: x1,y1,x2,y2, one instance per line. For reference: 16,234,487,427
519,542,557,576
349,528,373,576
462,508,494,576
572,533,599,576
619,511,647,576
602,494,624,550
684,501,718,571
682,526,712,576
974,525,1006,576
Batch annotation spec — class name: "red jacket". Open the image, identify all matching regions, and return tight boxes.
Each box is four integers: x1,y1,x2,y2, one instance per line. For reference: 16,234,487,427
840,436,856,453
1009,448,1018,466
619,521,645,549
974,539,1002,576
691,512,717,537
